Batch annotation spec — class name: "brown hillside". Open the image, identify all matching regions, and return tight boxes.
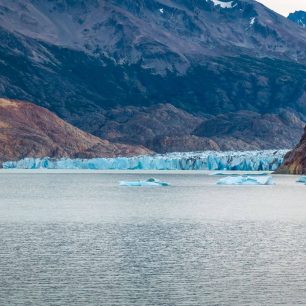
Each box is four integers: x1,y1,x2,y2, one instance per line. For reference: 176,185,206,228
0,98,151,163
277,126,306,174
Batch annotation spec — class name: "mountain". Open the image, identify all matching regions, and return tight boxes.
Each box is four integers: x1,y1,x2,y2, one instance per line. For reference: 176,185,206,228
288,11,306,28
1,0,305,70
278,127,306,174
0,0,306,153
0,98,150,163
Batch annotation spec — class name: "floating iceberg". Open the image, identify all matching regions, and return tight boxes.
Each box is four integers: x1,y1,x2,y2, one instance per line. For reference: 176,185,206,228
2,150,288,171
217,176,274,185
119,178,169,187
297,176,306,183
212,172,268,176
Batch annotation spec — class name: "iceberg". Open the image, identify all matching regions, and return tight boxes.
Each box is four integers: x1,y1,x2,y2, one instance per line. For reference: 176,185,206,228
212,172,268,176
2,150,288,171
297,176,306,183
119,178,169,187
217,176,274,185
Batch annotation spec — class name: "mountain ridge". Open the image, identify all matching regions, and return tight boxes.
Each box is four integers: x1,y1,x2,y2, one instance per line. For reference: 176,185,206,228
1,0,306,73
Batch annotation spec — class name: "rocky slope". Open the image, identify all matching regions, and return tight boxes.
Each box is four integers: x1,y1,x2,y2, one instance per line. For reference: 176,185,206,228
92,103,305,152
1,0,305,70
0,98,150,163
277,126,306,174
288,11,306,28
0,0,306,152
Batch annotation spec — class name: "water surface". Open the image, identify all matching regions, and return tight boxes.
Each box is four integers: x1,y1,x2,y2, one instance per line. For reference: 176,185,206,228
0,171,305,305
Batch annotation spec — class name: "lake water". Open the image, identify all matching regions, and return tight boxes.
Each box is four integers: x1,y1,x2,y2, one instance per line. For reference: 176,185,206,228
0,171,306,305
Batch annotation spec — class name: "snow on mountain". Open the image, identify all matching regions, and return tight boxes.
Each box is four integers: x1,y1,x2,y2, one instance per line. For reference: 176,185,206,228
210,0,236,9
250,17,256,25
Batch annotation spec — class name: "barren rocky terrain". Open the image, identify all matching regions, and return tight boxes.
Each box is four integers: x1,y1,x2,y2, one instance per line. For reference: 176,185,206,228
0,98,150,163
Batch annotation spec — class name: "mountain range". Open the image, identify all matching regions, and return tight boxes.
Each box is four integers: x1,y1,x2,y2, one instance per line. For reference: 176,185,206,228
0,0,306,157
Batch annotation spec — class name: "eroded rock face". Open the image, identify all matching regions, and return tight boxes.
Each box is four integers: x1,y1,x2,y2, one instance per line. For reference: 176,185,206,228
194,110,305,150
92,104,204,149
83,104,305,153
278,127,306,174
149,135,220,154
0,99,151,163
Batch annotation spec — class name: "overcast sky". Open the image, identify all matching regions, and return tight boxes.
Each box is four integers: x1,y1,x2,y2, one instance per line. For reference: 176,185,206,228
256,0,306,16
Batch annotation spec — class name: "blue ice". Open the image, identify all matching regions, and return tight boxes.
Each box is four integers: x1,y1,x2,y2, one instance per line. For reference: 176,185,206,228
2,150,288,171
217,176,274,185
297,176,306,184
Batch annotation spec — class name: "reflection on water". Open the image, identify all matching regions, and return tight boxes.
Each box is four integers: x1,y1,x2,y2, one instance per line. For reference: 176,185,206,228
0,172,305,305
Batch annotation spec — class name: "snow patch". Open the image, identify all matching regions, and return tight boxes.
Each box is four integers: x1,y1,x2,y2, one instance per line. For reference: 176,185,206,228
159,8,164,14
210,0,235,9
250,17,256,25
298,20,306,27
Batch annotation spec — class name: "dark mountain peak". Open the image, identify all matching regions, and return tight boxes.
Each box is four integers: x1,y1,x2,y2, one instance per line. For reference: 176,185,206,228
288,11,306,28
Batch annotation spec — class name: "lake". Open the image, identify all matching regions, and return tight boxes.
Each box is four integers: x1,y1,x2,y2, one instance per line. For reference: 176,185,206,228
0,171,305,305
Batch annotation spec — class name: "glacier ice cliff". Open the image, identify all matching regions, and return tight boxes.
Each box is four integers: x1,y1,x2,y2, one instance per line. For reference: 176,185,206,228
2,150,288,171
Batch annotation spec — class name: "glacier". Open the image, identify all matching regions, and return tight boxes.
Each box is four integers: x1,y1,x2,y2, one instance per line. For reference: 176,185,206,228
2,150,288,171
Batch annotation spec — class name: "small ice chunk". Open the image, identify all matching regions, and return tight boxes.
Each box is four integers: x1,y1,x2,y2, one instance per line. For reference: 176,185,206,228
119,178,169,187
212,172,268,177
297,176,306,183
217,176,274,185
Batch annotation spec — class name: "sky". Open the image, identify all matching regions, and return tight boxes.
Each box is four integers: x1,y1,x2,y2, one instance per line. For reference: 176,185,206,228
256,0,306,16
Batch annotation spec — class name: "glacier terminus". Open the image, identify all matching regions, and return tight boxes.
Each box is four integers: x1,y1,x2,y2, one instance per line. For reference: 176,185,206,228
2,150,288,171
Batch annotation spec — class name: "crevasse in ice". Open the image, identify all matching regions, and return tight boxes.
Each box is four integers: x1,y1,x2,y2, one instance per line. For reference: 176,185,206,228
2,150,288,171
